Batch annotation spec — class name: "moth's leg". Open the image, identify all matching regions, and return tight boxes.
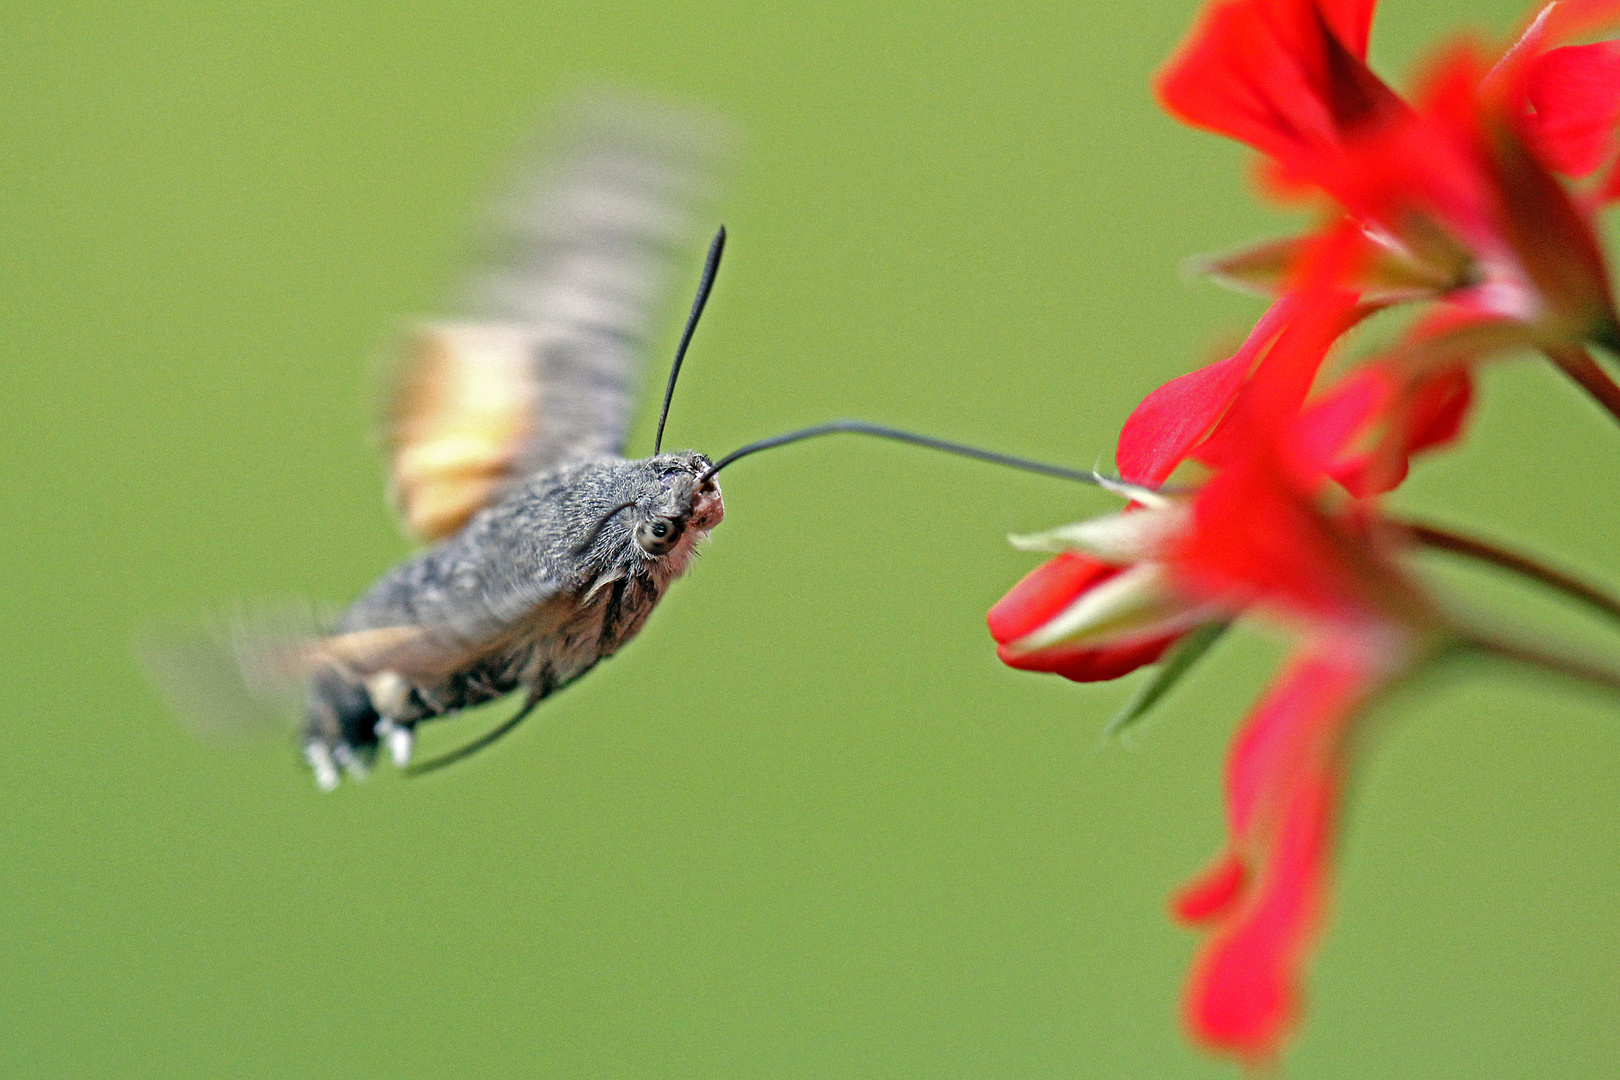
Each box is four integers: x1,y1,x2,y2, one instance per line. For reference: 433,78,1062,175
365,671,412,717
373,718,417,768
365,672,421,767
361,667,424,767
328,741,371,783
411,681,453,716
301,743,341,792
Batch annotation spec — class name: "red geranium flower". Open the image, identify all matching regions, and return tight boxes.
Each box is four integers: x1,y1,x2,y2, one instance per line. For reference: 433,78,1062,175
996,238,1462,1064
1161,0,1620,413
992,0,1620,1071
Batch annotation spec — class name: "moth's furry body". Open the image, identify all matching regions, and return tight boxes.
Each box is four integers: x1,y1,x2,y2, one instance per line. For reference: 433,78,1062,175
141,99,730,786
303,452,722,773
243,97,733,787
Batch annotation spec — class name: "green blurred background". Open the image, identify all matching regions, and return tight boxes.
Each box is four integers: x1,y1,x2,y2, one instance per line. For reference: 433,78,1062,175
3,1,1618,1076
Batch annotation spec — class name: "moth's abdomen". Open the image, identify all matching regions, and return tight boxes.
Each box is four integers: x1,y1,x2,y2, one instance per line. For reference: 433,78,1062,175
297,571,643,786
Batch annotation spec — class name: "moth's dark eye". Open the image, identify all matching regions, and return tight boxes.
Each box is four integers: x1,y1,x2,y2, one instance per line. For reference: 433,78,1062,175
635,516,683,555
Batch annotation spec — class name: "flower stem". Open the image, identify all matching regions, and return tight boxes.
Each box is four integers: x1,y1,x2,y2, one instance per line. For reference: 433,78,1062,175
1398,520,1620,630
1546,344,1620,427
1452,627,1620,696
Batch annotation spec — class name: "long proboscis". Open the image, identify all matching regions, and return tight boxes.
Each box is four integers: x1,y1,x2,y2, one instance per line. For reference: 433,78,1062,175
653,225,727,455
700,419,1109,487
416,421,1112,778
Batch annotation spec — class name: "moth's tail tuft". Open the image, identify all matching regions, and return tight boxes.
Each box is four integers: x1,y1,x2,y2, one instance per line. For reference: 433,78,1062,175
300,667,383,791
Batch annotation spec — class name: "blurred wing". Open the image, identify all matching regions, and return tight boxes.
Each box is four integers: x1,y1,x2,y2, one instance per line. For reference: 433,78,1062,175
138,600,338,741
140,587,578,740
387,96,728,542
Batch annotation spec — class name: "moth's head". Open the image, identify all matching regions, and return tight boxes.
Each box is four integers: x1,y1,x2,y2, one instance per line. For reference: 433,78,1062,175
629,450,723,557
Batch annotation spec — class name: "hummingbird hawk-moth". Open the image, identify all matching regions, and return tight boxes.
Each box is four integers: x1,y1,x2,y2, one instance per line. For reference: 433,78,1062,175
298,101,738,787
147,99,734,788
144,98,1106,790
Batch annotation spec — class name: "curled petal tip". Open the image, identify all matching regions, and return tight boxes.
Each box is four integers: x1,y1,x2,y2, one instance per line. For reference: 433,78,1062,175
1173,853,1248,925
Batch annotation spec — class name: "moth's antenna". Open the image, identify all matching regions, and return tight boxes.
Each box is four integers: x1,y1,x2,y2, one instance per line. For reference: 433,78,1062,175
701,420,1109,487
653,225,727,455
404,696,542,778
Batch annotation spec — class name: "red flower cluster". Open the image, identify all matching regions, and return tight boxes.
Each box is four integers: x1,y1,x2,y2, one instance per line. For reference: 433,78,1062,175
990,0,1620,1067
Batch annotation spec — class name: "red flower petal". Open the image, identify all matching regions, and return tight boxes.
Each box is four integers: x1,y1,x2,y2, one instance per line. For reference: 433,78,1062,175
988,553,1179,682
994,636,1177,683
1178,650,1374,1063
1116,297,1299,484
1506,0,1620,74
1224,653,1365,836
1334,45,1619,336
1303,361,1474,497
1172,281,1428,627
1320,0,1378,57
1196,231,1374,478
1173,852,1249,925
1157,0,1399,172
1185,768,1337,1062
986,552,1119,644
1401,365,1473,455
1116,353,1251,485
1602,155,1620,201
1328,48,1497,252
1294,364,1391,476
1526,42,1620,177
1489,106,1620,337
1177,452,1392,627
